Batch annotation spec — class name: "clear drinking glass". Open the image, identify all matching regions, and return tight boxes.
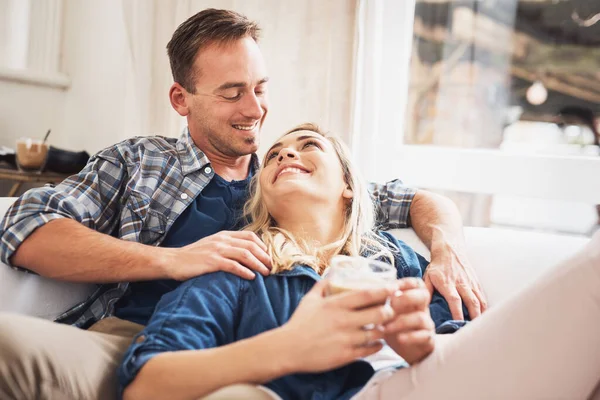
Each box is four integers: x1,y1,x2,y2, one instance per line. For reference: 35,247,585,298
325,255,397,345
325,255,397,296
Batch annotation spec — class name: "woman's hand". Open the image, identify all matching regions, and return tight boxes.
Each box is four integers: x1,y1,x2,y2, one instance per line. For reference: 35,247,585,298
278,280,396,374
383,278,436,365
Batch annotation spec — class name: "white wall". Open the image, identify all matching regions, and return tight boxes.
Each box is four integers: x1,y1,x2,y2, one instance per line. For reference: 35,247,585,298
0,0,136,152
0,79,66,148
1,1,357,155
60,0,144,152
247,0,357,152
153,0,358,155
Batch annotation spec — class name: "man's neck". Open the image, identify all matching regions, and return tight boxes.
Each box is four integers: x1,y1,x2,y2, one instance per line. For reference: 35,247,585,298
191,137,253,181
209,155,252,182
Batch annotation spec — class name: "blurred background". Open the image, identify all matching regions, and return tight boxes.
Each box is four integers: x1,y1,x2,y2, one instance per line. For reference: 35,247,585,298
0,0,599,237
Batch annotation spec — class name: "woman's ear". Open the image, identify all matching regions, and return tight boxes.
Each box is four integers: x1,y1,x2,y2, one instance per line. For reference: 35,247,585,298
342,186,354,199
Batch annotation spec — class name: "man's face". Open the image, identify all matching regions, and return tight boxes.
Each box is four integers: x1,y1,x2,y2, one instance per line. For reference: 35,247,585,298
184,37,269,157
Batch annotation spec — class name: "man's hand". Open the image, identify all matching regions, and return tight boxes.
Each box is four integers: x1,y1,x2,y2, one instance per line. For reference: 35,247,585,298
163,231,272,281
425,227,487,320
383,278,435,365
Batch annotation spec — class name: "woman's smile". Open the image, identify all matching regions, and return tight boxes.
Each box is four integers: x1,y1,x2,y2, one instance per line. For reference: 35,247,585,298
273,164,312,183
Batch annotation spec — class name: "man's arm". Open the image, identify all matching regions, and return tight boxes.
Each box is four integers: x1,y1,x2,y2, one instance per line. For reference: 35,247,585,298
0,151,132,277
2,150,270,283
11,219,169,282
369,180,487,319
11,220,271,282
409,190,487,319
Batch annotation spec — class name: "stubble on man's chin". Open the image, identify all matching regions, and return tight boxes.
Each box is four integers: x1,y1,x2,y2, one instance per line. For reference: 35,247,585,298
220,137,259,158
240,137,259,156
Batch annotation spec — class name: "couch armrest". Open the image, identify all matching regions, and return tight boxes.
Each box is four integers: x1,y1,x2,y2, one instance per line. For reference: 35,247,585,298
0,197,96,319
0,262,96,320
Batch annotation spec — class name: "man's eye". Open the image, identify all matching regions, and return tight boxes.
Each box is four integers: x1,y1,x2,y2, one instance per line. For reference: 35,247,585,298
223,93,242,101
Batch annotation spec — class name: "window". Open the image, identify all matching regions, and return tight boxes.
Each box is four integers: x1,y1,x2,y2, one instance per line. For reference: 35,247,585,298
0,0,68,89
354,0,600,236
0,0,30,70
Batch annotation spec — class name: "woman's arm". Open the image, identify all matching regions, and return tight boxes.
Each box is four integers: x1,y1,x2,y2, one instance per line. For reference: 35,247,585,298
123,328,293,400
121,280,396,400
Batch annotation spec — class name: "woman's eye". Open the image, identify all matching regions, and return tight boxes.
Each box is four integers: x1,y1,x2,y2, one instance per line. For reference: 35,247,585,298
302,140,320,150
266,151,278,162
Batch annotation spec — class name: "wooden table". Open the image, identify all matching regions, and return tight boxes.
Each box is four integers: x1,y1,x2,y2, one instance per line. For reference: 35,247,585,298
0,167,71,197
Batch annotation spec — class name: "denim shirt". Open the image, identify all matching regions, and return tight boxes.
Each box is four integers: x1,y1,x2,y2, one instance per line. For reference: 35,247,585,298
118,233,466,400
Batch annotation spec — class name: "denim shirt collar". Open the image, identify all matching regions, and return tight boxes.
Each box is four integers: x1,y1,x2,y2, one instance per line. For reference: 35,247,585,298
274,264,322,280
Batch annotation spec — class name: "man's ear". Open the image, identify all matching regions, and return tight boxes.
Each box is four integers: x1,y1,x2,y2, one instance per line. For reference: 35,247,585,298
169,82,190,117
342,186,354,199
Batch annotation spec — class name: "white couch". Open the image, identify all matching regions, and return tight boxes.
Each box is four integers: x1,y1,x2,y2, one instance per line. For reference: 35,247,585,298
0,197,591,319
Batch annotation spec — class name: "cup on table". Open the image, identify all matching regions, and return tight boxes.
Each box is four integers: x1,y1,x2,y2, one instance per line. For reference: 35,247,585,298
16,138,49,173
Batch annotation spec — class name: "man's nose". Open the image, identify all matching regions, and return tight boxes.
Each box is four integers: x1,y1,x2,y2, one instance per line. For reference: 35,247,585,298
278,148,298,162
240,92,264,120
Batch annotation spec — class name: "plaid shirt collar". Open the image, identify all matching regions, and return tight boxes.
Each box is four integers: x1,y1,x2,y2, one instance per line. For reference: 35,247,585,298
177,128,210,176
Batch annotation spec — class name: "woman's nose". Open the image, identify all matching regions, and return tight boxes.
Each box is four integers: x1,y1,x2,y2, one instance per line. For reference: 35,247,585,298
278,148,298,162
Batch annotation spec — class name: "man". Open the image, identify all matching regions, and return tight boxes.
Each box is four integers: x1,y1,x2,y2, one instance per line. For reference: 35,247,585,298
0,8,486,400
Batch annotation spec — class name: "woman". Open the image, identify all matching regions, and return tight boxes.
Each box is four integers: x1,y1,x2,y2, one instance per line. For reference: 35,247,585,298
118,124,600,400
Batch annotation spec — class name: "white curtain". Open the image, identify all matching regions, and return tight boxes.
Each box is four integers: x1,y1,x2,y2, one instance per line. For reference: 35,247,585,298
120,0,358,150
121,0,189,140
350,0,416,182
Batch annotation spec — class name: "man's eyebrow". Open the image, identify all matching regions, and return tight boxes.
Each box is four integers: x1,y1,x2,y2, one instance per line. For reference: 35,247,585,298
216,77,270,91
266,134,324,154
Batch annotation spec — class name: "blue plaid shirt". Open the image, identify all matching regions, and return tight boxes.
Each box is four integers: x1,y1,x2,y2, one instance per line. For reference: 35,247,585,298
0,129,416,327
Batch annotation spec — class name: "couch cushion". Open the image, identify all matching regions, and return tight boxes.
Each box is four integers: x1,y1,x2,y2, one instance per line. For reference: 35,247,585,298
388,227,588,307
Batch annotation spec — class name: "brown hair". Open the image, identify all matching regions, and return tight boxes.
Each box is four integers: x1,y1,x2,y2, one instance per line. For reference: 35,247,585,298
244,123,394,274
166,9,260,93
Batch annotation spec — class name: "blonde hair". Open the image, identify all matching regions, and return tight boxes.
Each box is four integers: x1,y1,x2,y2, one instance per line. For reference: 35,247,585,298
244,123,393,274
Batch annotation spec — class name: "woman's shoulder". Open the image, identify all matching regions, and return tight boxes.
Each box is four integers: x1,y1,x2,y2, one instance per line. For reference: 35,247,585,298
164,271,247,307
375,230,412,253
374,230,428,276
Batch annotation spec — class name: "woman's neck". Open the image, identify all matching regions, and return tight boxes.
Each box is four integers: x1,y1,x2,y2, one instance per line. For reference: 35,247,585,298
275,205,345,250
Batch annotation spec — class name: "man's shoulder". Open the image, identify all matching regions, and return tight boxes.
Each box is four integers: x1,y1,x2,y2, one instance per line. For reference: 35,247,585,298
94,135,180,164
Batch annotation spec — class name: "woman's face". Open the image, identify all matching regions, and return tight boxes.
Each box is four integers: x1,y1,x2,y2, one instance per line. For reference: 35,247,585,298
260,131,352,218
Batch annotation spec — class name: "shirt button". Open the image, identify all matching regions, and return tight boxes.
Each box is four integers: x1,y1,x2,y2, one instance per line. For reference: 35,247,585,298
204,166,212,174
180,193,188,200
